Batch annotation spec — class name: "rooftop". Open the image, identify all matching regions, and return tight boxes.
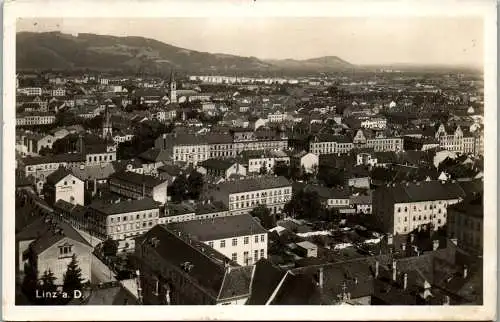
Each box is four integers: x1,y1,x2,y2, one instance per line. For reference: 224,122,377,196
210,175,291,194
167,214,267,241
89,198,160,216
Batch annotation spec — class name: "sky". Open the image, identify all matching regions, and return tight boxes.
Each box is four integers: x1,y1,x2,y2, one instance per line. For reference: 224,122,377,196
17,17,484,67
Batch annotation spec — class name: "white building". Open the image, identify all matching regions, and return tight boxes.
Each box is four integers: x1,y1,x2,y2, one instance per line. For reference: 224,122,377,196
206,175,292,215
44,168,85,206
167,214,268,266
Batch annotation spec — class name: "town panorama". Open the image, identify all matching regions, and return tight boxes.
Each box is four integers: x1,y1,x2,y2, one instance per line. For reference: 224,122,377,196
15,31,484,306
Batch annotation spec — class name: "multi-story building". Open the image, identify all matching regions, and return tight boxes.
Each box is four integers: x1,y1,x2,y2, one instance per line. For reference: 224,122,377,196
51,87,66,97
16,112,56,126
197,159,247,179
87,198,161,250
108,171,169,204
20,154,86,193
435,124,478,155
19,87,42,96
360,117,388,130
239,149,290,173
154,129,288,166
43,167,85,206
205,175,292,215
366,137,403,152
167,214,268,266
135,224,253,305
373,181,467,235
447,194,483,256
310,134,354,155
267,110,286,123
18,132,55,156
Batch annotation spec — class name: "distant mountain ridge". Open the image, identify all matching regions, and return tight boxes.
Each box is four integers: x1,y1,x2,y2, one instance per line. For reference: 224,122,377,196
16,32,354,73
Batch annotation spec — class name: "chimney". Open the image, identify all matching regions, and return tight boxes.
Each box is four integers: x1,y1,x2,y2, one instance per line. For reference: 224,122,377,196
318,267,324,288
403,273,408,290
433,239,440,251
392,260,397,281
463,265,468,279
375,260,380,278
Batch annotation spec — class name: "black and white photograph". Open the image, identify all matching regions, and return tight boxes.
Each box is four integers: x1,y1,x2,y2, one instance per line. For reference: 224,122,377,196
2,1,497,320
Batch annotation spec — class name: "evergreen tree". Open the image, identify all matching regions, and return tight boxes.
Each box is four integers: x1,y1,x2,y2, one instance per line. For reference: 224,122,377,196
63,254,84,295
187,171,204,200
40,269,57,293
22,261,39,302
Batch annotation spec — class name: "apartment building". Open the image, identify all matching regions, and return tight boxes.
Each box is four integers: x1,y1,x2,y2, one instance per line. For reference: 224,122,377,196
373,181,467,235
154,130,288,166
16,112,56,126
87,198,161,250
167,214,268,266
435,124,480,155
310,134,354,155
447,194,483,256
205,175,292,215
135,225,253,305
108,171,169,204
239,149,290,173
18,87,42,96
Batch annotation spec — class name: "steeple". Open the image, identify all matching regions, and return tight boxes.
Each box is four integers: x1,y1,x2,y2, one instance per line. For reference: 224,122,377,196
102,104,113,140
169,69,177,103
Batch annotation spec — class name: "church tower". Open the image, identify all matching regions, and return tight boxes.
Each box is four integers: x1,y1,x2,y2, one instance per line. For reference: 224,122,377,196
102,104,113,140
169,69,177,103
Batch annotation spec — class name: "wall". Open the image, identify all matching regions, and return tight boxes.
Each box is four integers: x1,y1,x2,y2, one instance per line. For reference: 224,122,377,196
37,238,92,285
55,174,85,206
204,233,267,266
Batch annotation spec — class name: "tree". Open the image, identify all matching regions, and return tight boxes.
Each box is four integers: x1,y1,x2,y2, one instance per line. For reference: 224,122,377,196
187,171,204,200
40,269,57,293
22,261,39,302
250,205,276,230
169,174,188,202
259,165,268,175
283,189,323,220
102,238,119,258
273,162,289,177
63,254,84,296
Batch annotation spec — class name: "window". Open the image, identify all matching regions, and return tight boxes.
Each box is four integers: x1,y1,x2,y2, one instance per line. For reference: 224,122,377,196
397,207,401,213
260,249,265,258
220,240,226,248
243,251,249,264
438,209,442,214
208,241,214,248
260,235,265,242
244,237,249,244
136,214,140,219
64,181,67,186
231,253,237,262
123,216,127,221
232,238,237,246
254,250,259,262
255,235,259,243
59,245,72,256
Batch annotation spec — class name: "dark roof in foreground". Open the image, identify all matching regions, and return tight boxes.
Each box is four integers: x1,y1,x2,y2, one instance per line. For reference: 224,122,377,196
375,180,468,203
166,214,267,241
138,225,251,302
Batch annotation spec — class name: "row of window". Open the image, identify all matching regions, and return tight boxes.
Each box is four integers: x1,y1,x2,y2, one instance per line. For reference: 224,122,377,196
110,212,158,223
110,221,155,232
209,234,266,248
237,249,266,264
397,203,446,213
230,189,290,201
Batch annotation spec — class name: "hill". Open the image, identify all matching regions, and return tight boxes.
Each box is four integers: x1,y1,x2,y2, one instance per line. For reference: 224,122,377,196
16,32,353,74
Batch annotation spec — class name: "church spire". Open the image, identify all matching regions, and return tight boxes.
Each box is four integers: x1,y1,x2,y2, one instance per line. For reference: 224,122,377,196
169,68,177,103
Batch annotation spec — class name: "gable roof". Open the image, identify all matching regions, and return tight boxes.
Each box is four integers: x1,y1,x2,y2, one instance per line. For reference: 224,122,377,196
46,167,81,185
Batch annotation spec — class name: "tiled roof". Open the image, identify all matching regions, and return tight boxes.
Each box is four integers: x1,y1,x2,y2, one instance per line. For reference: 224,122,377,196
72,163,116,181
247,259,287,305
109,171,166,188
22,153,85,166
376,181,467,203
139,225,230,299
211,175,291,194
90,198,160,216
198,158,239,171
25,218,91,255
217,266,253,301
46,167,80,185
195,201,228,215
167,214,267,241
